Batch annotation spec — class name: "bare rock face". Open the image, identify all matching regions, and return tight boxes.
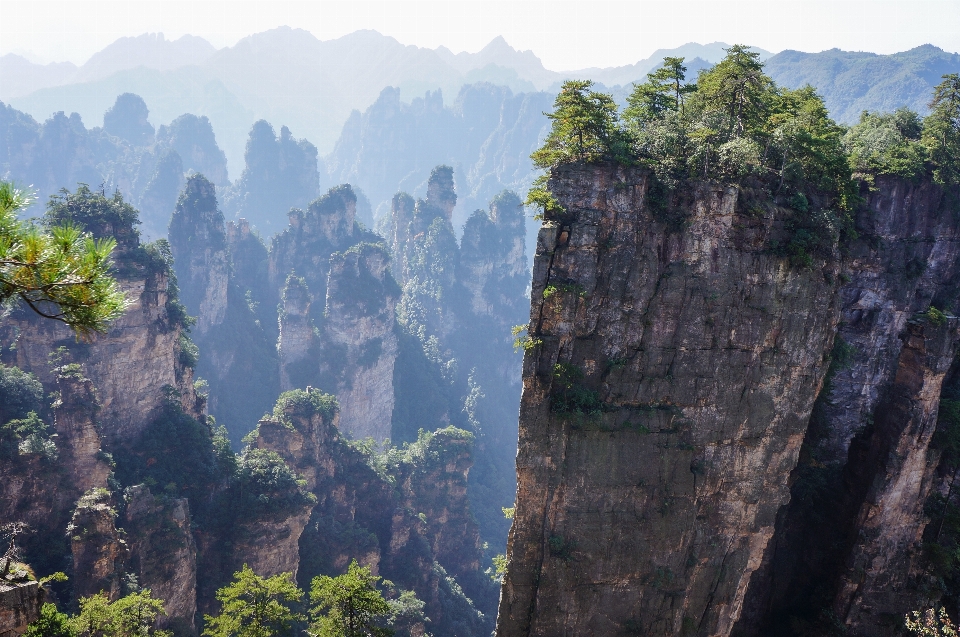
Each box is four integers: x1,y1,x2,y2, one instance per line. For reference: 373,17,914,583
69,490,128,601
735,175,960,636
0,580,43,636
53,373,112,495
319,245,400,442
0,245,201,445
278,277,316,393
169,174,229,334
254,390,489,635
123,485,197,633
496,164,841,637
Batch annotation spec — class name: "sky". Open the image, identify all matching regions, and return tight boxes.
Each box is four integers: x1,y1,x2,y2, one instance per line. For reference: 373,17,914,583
2,0,960,70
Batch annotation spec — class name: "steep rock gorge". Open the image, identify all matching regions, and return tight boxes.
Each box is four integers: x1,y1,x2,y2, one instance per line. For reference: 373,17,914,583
497,163,960,637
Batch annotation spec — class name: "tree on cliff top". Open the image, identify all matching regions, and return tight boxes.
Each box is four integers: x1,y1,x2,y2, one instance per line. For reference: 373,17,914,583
0,181,127,336
923,73,960,186
531,80,629,169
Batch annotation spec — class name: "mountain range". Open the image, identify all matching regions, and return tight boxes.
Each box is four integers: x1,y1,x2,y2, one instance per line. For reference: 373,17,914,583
5,29,954,179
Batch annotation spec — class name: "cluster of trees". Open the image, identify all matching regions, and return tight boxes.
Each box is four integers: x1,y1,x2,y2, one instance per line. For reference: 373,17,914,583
844,74,960,184
529,46,960,223
25,561,424,637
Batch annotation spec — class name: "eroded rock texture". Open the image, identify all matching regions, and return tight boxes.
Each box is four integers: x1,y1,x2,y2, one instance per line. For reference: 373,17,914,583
736,175,960,636
496,164,842,637
123,485,197,632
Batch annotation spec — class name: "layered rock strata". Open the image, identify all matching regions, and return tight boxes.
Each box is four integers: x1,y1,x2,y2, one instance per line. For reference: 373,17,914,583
496,164,842,636
735,175,960,636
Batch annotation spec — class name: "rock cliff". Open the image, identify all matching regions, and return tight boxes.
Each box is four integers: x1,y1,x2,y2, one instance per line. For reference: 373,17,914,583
735,175,960,636
497,163,960,637
496,163,843,636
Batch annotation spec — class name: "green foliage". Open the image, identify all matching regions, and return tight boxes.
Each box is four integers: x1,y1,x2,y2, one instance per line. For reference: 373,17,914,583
510,325,541,352
906,607,958,637
550,362,604,422
0,363,43,423
625,57,696,123
923,74,960,186
25,603,76,637
203,565,303,637
44,184,140,246
272,388,339,424
0,181,127,336
487,554,507,583
524,175,565,221
232,449,315,519
114,401,228,500
71,590,170,637
531,80,630,169
844,108,926,179
927,306,949,326
308,559,392,637
177,333,199,369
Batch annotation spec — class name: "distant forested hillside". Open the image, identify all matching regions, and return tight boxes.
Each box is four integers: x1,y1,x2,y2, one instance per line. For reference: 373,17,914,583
765,44,960,123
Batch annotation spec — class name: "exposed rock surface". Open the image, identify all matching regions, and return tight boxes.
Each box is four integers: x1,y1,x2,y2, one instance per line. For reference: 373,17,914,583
735,175,960,636
253,391,492,635
0,234,202,444
122,485,198,633
69,490,127,601
496,163,842,636
0,580,43,637
169,174,229,334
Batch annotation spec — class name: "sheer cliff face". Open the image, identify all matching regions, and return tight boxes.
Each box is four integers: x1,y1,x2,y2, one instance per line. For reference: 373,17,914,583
169,174,229,334
496,164,841,637
322,246,400,441
0,258,201,444
736,175,960,636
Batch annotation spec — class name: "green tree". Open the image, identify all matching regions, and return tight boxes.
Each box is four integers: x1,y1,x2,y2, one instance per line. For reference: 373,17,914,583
0,181,127,336
24,603,76,637
624,56,696,124
202,565,303,637
844,108,926,180
71,590,170,637
531,80,627,169
906,607,958,636
923,73,960,185
694,44,773,138
308,560,392,637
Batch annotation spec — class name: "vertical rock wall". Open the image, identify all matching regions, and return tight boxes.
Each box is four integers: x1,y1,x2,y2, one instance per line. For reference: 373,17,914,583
736,176,960,636
496,163,842,637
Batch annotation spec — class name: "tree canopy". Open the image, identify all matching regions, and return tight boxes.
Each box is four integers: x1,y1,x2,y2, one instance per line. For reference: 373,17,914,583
0,181,127,336
308,560,392,637
202,565,304,637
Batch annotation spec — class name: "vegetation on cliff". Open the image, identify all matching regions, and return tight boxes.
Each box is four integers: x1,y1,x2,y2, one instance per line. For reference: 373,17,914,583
0,181,126,335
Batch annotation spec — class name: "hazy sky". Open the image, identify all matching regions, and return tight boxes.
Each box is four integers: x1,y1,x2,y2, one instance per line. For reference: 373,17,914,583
3,0,960,69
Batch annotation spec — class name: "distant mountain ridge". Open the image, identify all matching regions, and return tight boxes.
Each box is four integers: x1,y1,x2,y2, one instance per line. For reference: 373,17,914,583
3,29,957,179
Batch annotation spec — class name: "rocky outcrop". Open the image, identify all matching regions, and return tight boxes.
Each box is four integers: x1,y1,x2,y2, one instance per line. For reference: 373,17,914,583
317,245,400,441
278,277,316,393
269,184,362,313
123,485,197,632
69,490,127,601
0,580,43,637
169,174,229,334
496,164,842,637
735,175,960,636
0,231,202,445
252,389,492,635
226,120,320,236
